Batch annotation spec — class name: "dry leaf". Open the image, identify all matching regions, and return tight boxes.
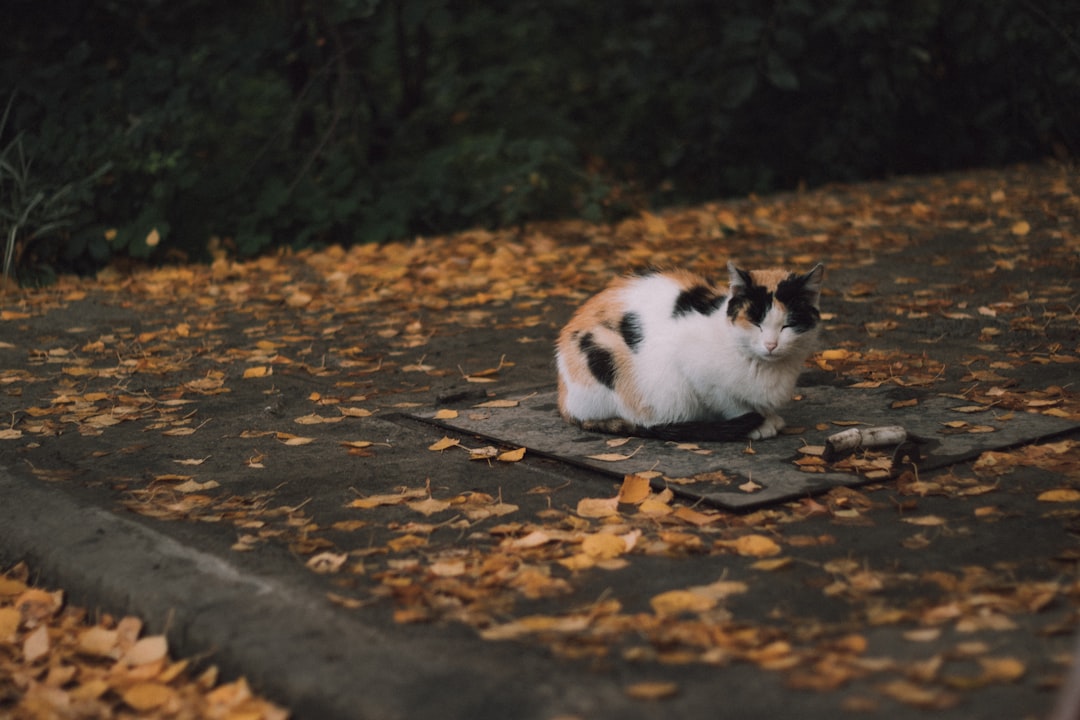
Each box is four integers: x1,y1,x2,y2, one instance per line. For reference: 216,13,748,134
22,625,49,663
473,398,519,409
122,682,176,712
428,436,460,451
587,447,641,462
625,681,679,700
497,447,527,462
650,589,717,616
306,552,348,574
433,409,459,419
407,497,452,515
77,626,119,657
124,635,168,666
1038,488,1080,503
581,533,627,559
617,474,652,504
718,534,781,558
576,496,620,518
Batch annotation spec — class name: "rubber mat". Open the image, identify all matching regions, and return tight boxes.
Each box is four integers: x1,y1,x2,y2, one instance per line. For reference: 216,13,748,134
410,386,1079,510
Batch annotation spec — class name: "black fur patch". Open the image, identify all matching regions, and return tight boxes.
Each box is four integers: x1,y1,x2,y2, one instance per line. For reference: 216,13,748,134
775,273,820,332
726,283,772,325
639,412,765,441
673,285,722,318
619,312,643,352
579,332,617,389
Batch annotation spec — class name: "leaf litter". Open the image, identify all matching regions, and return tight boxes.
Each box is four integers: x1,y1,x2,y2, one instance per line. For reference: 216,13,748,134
0,163,1078,713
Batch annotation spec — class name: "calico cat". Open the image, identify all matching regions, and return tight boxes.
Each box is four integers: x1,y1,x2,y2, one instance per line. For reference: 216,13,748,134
556,262,824,441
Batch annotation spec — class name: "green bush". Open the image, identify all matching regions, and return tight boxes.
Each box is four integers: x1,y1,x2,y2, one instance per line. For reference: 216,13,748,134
1,0,1076,278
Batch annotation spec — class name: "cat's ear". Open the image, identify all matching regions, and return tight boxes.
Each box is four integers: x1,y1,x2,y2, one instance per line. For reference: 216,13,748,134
727,261,753,290
801,264,825,303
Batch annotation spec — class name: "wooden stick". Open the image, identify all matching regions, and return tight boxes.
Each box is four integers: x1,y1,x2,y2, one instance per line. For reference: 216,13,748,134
825,425,908,461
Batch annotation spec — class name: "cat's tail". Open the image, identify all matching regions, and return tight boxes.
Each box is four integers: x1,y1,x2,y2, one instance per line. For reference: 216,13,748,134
578,412,764,442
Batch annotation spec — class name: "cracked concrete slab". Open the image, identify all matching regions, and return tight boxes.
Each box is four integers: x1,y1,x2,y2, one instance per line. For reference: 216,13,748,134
414,384,1079,510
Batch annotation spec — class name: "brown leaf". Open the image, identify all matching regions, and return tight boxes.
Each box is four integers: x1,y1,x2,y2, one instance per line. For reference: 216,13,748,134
625,681,679,700
576,496,619,518
428,436,460,451
617,474,652,504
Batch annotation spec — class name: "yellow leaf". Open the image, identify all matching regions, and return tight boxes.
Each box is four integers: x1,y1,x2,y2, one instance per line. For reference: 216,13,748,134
581,532,627,559
433,409,459,419
338,406,373,417
0,607,20,642
638,498,674,516
718,534,781,558
617,474,652,504
901,515,947,526
145,227,161,247
576,496,620,518
1038,488,1080,503
305,552,348,574
242,366,271,378
673,506,721,526
428,436,460,451
286,290,313,307
293,413,343,425
77,626,119,657
407,497,452,516
625,681,679,700
1010,220,1031,236
497,447,526,462
123,635,168,667
978,656,1026,683
586,446,641,462
174,479,220,493
22,625,49,663
650,589,717,616
122,682,175,712
474,398,519,409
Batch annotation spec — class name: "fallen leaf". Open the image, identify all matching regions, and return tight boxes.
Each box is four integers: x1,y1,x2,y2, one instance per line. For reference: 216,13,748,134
122,682,176,712
407,497,452,515
77,626,119,657
587,447,641,462
22,625,49,663
428,436,460,451
294,413,344,424
497,447,527,462
473,398,519,409
1038,488,1080,503
650,589,718,616
718,534,781,557
124,635,169,666
617,474,652,504
901,515,947,526
978,656,1026,683
576,496,620,518
433,409,459,419
625,681,679,700
306,552,348,574
581,532,627,559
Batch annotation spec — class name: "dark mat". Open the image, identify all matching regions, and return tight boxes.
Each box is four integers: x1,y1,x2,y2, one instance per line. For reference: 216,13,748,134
410,386,1079,510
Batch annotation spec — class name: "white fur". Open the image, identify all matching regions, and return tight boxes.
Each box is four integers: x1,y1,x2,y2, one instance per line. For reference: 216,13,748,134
557,271,821,439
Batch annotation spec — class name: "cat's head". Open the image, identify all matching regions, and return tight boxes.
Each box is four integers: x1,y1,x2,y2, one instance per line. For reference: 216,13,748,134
726,262,824,362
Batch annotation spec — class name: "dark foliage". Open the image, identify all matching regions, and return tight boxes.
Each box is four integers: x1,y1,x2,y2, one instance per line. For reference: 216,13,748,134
2,0,1077,278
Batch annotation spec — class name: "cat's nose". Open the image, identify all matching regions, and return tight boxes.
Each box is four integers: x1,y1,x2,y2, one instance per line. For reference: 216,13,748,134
764,340,778,353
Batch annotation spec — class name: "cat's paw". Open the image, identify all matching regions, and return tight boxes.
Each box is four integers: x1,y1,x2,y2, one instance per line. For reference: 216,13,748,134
749,414,785,440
